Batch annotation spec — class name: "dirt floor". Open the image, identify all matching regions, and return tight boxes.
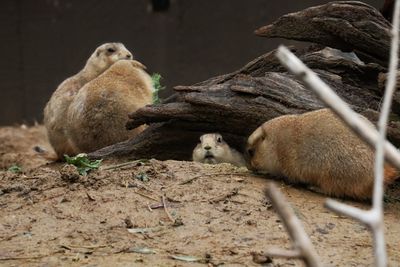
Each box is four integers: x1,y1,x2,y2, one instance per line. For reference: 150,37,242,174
0,125,400,267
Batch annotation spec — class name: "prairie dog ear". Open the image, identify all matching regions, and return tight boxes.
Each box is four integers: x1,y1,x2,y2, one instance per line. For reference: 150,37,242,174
214,133,223,143
248,126,265,145
130,60,147,70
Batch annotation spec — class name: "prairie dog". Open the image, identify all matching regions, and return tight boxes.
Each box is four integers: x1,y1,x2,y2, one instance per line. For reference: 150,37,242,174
44,43,133,158
246,109,398,200
192,133,246,167
66,59,153,153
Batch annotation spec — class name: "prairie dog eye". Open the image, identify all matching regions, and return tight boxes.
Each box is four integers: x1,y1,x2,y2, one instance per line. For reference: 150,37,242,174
217,137,222,143
107,48,116,53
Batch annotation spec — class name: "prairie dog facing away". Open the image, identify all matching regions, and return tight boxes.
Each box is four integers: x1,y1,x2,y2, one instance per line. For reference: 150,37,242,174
192,133,246,167
44,42,134,159
66,59,153,154
246,108,398,200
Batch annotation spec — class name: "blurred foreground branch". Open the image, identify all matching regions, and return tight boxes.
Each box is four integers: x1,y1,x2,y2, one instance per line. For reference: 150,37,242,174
275,4,400,262
265,183,322,267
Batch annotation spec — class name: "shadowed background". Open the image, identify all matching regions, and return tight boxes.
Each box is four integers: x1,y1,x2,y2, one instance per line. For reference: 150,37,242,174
0,0,381,125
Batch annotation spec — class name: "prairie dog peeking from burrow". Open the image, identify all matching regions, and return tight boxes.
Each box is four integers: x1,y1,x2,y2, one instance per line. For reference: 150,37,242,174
192,133,246,167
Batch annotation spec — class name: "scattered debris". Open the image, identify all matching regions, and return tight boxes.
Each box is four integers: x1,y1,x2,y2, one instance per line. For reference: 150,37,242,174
128,247,156,254
124,216,134,228
162,195,175,222
172,217,184,227
209,188,239,203
170,255,202,263
251,252,273,264
127,227,164,234
135,172,149,182
60,164,80,183
100,159,149,171
85,191,96,201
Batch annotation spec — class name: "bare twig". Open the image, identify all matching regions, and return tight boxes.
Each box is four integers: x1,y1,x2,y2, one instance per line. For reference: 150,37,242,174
133,190,159,202
265,182,322,267
262,248,302,259
209,188,239,203
60,243,107,250
100,159,147,171
85,191,96,201
0,254,49,261
275,4,400,263
370,1,400,265
162,195,175,222
276,45,400,170
147,204,153,212
172,172,254,187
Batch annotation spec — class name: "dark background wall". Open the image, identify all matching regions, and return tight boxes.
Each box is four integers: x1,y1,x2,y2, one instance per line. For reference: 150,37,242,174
0,0,382,125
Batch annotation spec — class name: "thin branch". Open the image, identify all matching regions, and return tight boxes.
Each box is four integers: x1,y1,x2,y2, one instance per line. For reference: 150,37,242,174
275,45,400,170
324,199,376,225
275,5,400,263
370,0,400,264
100,160,146,171
133,190,160,202
265,182,322,267
162,195,175,222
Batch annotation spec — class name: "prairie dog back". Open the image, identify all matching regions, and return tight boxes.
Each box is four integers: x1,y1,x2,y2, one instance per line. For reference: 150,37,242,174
246,109,398,200
192,133,246,167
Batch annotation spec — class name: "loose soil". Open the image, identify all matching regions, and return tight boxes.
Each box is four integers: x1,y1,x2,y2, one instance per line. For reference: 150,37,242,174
0,125,399,267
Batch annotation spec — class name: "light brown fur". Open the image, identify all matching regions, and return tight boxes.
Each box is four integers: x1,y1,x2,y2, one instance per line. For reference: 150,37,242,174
247,109,398,200
192,133,246,167
44,43,152,158
66,59,153,153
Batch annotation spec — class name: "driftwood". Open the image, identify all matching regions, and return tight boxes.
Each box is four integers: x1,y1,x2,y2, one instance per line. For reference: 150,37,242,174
89,1,399,160
255,1,392,66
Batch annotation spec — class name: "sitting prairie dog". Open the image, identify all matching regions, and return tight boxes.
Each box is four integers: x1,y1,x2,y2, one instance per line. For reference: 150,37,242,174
66,59,153,153
192,133,246,167
44,42,152,158
246,109,398,200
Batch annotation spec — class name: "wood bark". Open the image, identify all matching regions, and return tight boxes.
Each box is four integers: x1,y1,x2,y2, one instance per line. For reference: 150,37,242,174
89,1,399,160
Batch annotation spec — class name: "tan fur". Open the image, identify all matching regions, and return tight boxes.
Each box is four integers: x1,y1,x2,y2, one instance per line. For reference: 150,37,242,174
247,109,399,200
43,43,151,158
192,133,246,167
66,60,153,153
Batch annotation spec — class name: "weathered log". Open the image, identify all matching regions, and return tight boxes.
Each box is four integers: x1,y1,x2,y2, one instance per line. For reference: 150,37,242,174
255,1,392,66
89,1,400,161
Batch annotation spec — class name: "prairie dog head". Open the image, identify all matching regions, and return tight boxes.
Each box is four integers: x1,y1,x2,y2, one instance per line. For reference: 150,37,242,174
246,121,280,174
86,42,133,73
192,133,231,164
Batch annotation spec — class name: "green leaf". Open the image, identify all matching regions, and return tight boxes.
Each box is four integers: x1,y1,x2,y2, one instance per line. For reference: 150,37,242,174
151,73,165,104
7,165,22,173
64,153,102,176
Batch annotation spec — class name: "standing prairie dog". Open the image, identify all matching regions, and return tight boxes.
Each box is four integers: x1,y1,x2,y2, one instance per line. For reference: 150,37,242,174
192,133,246,167
44,42,152,158
66,59,153,153
246,109,398,200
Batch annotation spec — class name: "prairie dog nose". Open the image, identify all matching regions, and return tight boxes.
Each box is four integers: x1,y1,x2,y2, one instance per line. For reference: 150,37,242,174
126,54,132,59
204,145,211,151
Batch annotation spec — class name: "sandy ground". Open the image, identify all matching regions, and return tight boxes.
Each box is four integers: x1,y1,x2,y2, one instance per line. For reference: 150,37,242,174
0,125,399,267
